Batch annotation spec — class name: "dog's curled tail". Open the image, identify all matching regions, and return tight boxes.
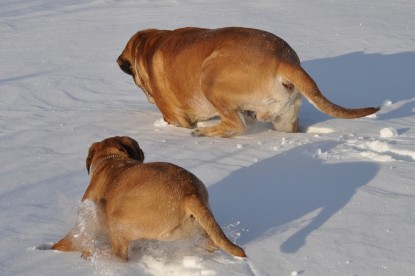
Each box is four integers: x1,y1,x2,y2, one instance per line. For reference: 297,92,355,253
278,61,380,118
184,194,246,257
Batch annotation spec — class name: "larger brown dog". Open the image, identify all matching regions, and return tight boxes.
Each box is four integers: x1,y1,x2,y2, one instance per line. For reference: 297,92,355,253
51,136,246,260
117,27,379,137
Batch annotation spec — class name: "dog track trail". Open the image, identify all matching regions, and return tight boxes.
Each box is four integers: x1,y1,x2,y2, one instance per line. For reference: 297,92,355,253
352,139,415,162
138,255,215,276
307,127,415,163
81,238,256,276
130,253,257,276
341,132,415,163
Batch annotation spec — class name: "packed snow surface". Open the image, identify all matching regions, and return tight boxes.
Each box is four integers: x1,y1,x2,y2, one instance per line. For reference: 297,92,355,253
1,0,414,275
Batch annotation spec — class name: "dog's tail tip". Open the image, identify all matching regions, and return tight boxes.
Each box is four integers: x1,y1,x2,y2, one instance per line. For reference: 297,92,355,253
233,247,247,258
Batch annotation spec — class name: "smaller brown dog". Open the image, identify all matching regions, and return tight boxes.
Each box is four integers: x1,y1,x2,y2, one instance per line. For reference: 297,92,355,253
51,136,245,260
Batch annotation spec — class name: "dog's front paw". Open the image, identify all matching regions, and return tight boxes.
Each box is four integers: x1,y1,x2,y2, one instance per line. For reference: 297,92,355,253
192,125,241,138
191,128,206,137
163,115,195,129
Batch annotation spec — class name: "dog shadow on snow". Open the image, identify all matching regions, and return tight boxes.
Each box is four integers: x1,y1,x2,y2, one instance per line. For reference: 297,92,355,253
209,141,379,254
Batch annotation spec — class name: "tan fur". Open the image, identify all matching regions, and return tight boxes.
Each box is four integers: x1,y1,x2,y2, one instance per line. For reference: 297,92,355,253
117,27,379,137
51,136,246,260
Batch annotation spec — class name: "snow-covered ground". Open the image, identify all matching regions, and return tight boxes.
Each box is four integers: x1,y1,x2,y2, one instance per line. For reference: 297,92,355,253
1,0,414,275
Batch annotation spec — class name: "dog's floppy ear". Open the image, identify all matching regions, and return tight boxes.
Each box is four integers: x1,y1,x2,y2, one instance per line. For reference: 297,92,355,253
119,136,145,162
130,138,145,162
117,55,133,76
86,143,97,174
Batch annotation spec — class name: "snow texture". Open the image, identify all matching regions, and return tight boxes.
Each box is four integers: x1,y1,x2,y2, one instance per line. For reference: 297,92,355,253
1,0,414,275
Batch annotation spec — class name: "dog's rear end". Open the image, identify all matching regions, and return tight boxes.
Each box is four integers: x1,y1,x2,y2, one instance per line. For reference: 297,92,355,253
103,161,246,259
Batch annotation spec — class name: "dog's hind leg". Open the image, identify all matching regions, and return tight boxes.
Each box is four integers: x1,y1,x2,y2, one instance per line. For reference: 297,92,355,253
271,94,301,133
109,235,129,260
192,83,245,137
192,109,245,137
108,222,130,260
192,56,249,137
197,231,220,253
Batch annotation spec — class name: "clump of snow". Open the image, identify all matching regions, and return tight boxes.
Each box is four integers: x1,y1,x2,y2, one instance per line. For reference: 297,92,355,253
382,99,393,107
182,256,203,269
154,118,169,127
305,126,335,134
365,113,377,119
380,127,398,138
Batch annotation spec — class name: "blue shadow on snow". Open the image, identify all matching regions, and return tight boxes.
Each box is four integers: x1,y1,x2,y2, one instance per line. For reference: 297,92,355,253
209,141,378,253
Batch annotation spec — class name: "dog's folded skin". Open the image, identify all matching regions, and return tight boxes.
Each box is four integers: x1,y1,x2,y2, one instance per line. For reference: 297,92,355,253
117,27,379,137
51,136,246,260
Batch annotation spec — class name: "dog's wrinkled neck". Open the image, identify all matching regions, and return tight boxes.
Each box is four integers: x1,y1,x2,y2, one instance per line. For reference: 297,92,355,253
89,155,125,177
133,42,152,102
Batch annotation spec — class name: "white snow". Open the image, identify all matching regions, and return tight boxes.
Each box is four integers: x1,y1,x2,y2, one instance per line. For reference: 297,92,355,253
1,0,415,275
380,127,399,138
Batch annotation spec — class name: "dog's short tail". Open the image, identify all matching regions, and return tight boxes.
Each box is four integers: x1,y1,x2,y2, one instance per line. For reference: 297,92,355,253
184,194,246,257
